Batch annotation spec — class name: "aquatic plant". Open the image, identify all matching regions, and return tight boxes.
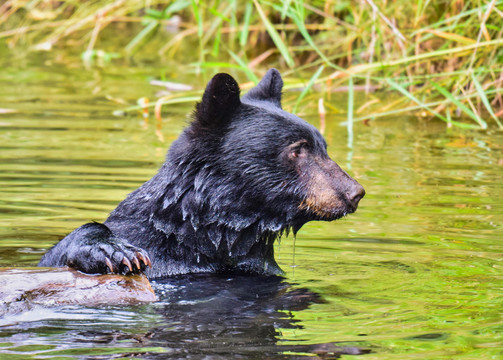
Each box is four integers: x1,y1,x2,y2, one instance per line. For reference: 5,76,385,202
1,0,502,130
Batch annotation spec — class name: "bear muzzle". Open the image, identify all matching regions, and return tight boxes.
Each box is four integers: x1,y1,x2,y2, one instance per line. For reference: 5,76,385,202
298,156,365,220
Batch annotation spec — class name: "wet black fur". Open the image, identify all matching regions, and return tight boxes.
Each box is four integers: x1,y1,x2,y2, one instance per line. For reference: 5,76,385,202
39,69,363,278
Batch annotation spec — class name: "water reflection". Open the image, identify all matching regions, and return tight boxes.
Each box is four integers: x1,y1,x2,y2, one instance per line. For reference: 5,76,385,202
149,275,368,358
0,275,368,359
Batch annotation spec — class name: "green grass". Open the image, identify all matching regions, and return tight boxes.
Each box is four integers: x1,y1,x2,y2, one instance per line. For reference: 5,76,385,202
1,0,502,130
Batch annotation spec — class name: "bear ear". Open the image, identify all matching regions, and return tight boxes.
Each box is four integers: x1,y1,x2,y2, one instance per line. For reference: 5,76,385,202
193,73,241,129
243,68,283,108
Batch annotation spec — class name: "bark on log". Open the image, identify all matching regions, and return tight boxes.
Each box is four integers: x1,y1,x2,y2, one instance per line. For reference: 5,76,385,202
0,267,156,312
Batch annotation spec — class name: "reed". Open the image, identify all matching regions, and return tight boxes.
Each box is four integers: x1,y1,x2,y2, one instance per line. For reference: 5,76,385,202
1,0,502,129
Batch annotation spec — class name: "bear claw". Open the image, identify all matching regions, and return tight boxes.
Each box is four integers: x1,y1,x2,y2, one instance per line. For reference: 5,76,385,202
104,248,150,275
132,256,141,270
103,244,150,275
136,252,152,268
105,257,114,273
122,257,133,272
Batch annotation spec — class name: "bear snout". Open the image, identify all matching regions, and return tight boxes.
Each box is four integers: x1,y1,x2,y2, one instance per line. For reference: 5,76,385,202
296,156,364,220
345,182,365,213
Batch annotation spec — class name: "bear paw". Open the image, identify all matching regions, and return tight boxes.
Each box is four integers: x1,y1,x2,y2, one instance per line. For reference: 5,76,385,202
100,242,152,275
66,241,152,275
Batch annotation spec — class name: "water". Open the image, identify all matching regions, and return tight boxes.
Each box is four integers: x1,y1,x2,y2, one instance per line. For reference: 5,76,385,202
0,53,502,359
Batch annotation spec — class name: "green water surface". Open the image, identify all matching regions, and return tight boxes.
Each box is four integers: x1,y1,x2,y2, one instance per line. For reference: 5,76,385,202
0,53,501,359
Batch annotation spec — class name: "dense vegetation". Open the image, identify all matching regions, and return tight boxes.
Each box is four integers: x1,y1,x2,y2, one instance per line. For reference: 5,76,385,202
1,0,502,130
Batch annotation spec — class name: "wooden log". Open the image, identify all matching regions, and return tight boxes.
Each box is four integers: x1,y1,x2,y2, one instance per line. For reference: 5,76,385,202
0,267,157,311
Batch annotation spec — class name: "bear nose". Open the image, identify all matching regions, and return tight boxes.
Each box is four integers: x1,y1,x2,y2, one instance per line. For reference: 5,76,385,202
347,183,365,211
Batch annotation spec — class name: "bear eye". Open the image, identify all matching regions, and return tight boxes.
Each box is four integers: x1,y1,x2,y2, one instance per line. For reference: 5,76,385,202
288,140,308,159
291,148,301,158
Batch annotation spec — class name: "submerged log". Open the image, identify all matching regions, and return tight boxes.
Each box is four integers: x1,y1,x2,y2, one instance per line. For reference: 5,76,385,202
0,267,157,311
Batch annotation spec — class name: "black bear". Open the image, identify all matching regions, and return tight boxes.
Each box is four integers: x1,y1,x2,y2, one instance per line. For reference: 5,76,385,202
39,69,365,278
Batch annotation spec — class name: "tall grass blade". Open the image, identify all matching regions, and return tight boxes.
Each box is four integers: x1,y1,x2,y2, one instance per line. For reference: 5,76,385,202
422,29,475,45
125,20,158,54
239,2,253,47
293,65,324,113
191,0,203,39
386,79,479,129
411,1,503,36
446,107,452,128
209,7,231,22
211,24,222,57
253,0,295,68
117,96,201,114
194,61,241,69
202,3,232,46
329,39,503,80
227,50,259,84
347,76,354,148
431,81,488,129
290,3,343,71
165,0,192,14
471,72,503,129
281,0,293,20
347,87,503,124
267,1,344,71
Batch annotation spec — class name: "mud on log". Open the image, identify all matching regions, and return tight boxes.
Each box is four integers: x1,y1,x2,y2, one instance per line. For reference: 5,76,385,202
0,267,156,311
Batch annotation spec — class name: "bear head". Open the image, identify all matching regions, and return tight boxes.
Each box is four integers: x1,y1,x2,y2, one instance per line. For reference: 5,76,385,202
152,69,364,275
